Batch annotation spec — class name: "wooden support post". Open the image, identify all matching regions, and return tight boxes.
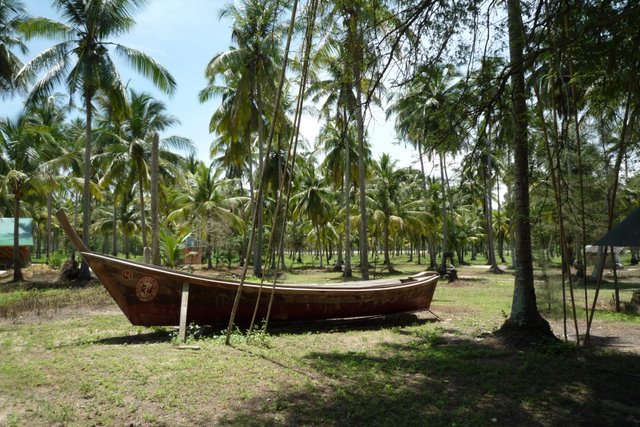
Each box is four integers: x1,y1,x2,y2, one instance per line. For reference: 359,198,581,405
178,282,190,342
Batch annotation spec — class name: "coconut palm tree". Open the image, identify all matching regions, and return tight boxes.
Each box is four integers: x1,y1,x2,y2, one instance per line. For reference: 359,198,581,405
315,0,394,279
319,121,359,274
201,0,286,277
97,90,193,255
167,162,246,269
370,153,404,272
0,0,28,95
0,110,53,281
17,0,176,279
309,39,377,277
21,93,69,261
497,0,554,338
291,155,333,268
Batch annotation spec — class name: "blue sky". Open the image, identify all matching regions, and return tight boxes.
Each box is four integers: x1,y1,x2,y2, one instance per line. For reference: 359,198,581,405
8,1,408,167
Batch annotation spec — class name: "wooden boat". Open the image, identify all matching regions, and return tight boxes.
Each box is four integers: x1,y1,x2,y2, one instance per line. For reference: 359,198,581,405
56,210,439,327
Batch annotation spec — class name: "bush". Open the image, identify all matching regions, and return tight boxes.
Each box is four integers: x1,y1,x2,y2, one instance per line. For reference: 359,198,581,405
48,251,68,269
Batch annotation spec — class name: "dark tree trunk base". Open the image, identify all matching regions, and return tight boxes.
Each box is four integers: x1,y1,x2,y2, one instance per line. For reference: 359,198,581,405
495,316,558,348
76,259,92,281
488,265,505,274
59,258,80,282
386,264,401,274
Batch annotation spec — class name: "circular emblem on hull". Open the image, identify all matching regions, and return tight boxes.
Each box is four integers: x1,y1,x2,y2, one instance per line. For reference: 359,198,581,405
122,270,133,281
136,276,159,302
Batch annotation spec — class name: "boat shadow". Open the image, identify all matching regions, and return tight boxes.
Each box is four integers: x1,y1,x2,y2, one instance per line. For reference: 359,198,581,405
265,310,441,336
93,329,173,345
91,311,441,344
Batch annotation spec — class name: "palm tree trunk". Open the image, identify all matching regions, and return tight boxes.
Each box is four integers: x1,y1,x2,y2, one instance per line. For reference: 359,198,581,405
124,228,130,259
343,108,353,278
13,193,23,282
253,77,265,277
355,81,369,279
383,218,392,270
418,143,427,191
497,177,507,263
112,204,118,256
78,96,93,281
335,179,344,271
484,122,501,273
207,235,214,269
151,132,161,265
46,193,52,262
439,153,448,273
498,0,553,339
138,172,148,261
346,9,369,280
428,238,437,269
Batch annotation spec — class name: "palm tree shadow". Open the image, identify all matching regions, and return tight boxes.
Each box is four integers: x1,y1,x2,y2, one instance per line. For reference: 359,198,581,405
219,330,640,426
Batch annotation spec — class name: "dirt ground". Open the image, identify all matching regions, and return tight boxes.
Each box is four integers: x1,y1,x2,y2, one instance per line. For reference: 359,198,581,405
548,318,640,353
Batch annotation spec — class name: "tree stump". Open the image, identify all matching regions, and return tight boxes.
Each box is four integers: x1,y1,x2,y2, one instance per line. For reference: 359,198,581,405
58,258,79,281
447,268,458,283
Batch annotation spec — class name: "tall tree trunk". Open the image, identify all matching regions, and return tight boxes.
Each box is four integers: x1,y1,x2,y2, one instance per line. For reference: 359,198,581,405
498,0,554,341
343,107,353,278
12,194,23,282
207,235,214,269
418,143,427,191
439,153,448,273
253,78,265,277
138,172,147,261
354,58,369,280
428,238,437,269
46,193,52,262
112,204,118,256
151,133,161,265
78,96,93,281
124,228,130,259
497,177,507,263
345,9,369,280
334,175,344,271
383,217,392,270
485,119,502,273
409,240,414,262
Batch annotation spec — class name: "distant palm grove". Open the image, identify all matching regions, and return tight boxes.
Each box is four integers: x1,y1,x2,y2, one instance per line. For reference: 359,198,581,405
1,1,639,335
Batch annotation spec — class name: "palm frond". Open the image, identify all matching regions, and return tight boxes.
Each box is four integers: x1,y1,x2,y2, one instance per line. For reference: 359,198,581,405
114,44,176,96
18,17,74,41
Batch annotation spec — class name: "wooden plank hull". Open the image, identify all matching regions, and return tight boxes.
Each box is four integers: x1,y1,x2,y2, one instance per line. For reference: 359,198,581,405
82,252,439,327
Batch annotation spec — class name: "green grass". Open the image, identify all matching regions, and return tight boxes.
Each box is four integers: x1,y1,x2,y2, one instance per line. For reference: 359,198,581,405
0,262,639,425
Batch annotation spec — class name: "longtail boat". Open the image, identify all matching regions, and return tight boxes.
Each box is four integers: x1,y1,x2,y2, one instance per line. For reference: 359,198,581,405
56,210,439,327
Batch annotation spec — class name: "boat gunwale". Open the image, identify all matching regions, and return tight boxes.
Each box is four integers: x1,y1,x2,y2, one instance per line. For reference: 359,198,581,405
82,251,439,293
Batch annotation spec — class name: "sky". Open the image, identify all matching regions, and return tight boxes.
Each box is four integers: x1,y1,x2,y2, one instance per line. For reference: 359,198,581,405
7,1,413,169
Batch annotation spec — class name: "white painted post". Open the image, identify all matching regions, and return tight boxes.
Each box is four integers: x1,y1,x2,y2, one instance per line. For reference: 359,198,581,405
178,282,190,342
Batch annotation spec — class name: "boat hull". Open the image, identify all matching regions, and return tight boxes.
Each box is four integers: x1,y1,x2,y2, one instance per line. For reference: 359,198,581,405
83,252,439,327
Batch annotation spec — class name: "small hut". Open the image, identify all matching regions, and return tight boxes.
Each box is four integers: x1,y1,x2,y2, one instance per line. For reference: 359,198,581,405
584,245,623,269
182,234,206,266
0,218,34,268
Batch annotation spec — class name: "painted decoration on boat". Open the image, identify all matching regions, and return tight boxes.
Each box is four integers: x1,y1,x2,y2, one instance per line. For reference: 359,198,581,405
136,276,158,302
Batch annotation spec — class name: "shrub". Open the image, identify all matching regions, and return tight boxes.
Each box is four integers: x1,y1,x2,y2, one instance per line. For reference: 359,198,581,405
48,251,68,269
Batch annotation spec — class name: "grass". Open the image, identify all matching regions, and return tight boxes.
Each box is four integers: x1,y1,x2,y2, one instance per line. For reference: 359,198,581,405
0,259,639,425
